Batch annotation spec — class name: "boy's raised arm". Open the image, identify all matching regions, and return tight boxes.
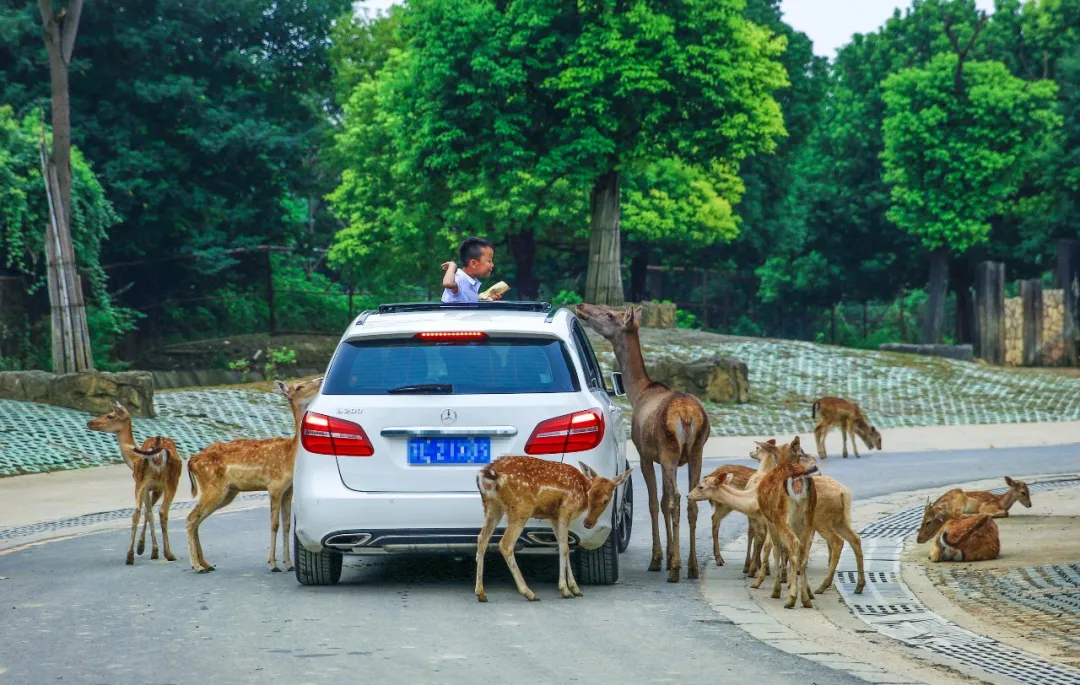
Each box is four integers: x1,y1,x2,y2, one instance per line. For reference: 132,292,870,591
441,260,459,292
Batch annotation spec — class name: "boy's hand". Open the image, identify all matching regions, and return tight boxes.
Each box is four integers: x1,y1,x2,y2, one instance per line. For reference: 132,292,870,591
489,291,502,301
441,260,459,291
441,261,456,271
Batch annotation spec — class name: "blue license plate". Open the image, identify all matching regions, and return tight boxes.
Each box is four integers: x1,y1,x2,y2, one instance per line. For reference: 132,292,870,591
408,437,492,465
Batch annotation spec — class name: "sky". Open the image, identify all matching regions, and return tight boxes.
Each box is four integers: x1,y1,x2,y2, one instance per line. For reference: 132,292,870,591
353,0,997,58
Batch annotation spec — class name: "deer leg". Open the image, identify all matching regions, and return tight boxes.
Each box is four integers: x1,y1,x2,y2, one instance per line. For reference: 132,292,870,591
711,505,725,567
144,488,160,560
816,533,842,595
752,533,772,588
836,524,866,594
783,535,802,608
850,423,860,458
474,501,503,603
841,424,849,458
267,486,284,572
186,487,238,573
686,457,701,580
137,490,160,555
554,516,578,599
662,465,682,583
799,529,815,608
281,487,294,571
498,518,535,601
158,480,177,562
127,487,144,565
742,522,753,575
769,527,785,599
640,457,663,572
814,423,828,459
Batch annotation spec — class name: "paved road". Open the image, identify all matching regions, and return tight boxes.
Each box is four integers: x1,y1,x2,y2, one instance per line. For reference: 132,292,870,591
1,444,1078,685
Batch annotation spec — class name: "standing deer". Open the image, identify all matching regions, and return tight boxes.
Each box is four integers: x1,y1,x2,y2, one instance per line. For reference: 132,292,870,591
474,456,631,602
811,396,882,459
917,500,1001,563
121,446,174,565
933,477,1032,518
576,303,708,583
703,463,763,572
185,377,322,573
87,403,183,562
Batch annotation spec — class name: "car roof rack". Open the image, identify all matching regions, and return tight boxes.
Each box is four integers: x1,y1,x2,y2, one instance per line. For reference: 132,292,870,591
361,301,553,320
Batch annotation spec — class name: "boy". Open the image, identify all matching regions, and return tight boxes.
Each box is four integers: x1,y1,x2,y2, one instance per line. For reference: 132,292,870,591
441,236,500,303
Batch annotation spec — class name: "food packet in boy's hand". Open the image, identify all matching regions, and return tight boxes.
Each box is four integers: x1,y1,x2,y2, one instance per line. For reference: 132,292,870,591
478,281,510,301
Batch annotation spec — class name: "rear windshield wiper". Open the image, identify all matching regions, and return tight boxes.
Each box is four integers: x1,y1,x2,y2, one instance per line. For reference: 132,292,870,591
387,383,453,394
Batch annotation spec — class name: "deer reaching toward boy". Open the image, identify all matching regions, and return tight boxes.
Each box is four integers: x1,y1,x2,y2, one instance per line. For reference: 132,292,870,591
474,456,631,602
811,396,882,459
576,303,708,583
87,403,183,563
933,477,1031,518
185,377,322,573
917,500,1001,563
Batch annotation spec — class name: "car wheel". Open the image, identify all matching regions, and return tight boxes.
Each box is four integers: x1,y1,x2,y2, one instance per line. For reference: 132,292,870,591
294,533,343,586
616,460,633,553
576,502,619,585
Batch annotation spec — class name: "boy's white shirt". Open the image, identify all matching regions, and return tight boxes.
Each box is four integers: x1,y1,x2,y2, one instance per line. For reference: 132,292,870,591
441,269,481,303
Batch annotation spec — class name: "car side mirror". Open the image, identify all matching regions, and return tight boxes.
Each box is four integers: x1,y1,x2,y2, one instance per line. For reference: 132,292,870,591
609,371,626,397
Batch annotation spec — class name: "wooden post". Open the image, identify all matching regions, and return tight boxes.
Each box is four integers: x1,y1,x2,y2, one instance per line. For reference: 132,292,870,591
1020,279,1043,367
1058,239,1078,367
976,261,1005,365
265,249,276,335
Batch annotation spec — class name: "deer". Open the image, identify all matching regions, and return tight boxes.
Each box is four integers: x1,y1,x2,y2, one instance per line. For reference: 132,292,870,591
703,463,764,573
474,455,631,602
932,477,1032,518
185,377,322,574
916,500,1001,563
87,402,183,563
576,303,708,583
119,445,175,565
811,396,882,459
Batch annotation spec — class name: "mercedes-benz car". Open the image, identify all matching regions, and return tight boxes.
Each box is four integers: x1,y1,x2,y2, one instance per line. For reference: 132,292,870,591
291,301,633,586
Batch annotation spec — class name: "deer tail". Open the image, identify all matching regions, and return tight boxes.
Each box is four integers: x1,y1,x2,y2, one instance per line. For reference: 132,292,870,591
477,464,499,495
811,400,820,419
188,463,199,498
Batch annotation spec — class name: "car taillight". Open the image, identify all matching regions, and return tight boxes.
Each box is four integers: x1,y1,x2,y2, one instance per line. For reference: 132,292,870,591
413,331,488,342
301,412,374,457
524,410,605,455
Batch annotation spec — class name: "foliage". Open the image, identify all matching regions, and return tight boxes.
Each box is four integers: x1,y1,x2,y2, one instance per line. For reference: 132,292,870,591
881,53,1061,254
551,289,584,308
675,309,700,330
263,346,297,380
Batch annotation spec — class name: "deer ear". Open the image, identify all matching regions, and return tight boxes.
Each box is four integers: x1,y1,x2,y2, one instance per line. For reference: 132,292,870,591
1004,476,1015,486
755,440,778,454
790,436,801,450
275,379,290,397
578,461,599,481
767,438,776,445
613,467,632,487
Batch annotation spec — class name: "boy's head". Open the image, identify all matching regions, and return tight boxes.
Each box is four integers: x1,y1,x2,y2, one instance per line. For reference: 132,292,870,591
458,237,495,278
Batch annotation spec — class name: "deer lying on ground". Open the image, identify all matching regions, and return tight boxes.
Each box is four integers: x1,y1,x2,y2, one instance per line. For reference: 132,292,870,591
474,456,631,602
811,396,882,459
87,403,183,563
933,477,1031,518
577,303,708,583
185,377,322,573
917,500,1001,563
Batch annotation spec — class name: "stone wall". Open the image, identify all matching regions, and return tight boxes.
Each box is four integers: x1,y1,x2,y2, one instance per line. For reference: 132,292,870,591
1002,289,1065,367
1004,297,1023,366
0,370,155,417
635,301,677,329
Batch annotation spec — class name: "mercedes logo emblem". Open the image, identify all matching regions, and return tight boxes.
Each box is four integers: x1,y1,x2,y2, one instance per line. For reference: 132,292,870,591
441,409,457,424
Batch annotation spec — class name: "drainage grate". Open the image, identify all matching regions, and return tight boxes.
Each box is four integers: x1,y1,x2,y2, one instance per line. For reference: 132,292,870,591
0,493,268,541
832,477,1080,685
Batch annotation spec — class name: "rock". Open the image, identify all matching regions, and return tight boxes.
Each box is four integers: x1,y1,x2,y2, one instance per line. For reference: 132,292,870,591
878,343,975,362
646,355,750,404
635,301,677,329
0,370,155,417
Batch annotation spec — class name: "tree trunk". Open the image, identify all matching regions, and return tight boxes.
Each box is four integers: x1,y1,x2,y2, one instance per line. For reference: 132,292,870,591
507,229,538,300
921,249,950,344
1058,239,1079,367
976,261,1005,365
584,171,625,307
952,263,974,345
38,0,92,373
628,248,648,303
1020,279,1043,367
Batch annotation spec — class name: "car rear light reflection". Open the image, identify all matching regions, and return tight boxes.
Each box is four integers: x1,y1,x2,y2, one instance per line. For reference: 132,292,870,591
413,331,489,342
524,410,605,455
301,411,374,457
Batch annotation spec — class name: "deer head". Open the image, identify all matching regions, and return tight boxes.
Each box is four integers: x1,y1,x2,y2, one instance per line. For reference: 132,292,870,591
578,462,632,529
130,445,169,471
917,499,950,544
688,471,733,502
748,438,777,461
276,376,323,410
574,303,641,340
855,418,883,450
87,402,131,433
1004,477,1032,508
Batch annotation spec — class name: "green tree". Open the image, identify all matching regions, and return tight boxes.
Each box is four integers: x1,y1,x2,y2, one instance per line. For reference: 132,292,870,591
881,52,1061,341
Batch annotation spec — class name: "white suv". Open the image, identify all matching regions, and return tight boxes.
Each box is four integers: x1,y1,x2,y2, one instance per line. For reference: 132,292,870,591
291,301,634,586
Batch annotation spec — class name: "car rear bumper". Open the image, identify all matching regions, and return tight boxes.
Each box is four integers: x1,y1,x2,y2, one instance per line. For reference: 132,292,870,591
292,479,613,556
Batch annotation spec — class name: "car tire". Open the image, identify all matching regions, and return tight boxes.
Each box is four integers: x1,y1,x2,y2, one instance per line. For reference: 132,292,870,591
616,459,633,553
576,504,619,585
294,533,343,586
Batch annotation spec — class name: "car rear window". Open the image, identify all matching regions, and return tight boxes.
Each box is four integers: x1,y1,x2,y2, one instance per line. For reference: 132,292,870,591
323,336,581,395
